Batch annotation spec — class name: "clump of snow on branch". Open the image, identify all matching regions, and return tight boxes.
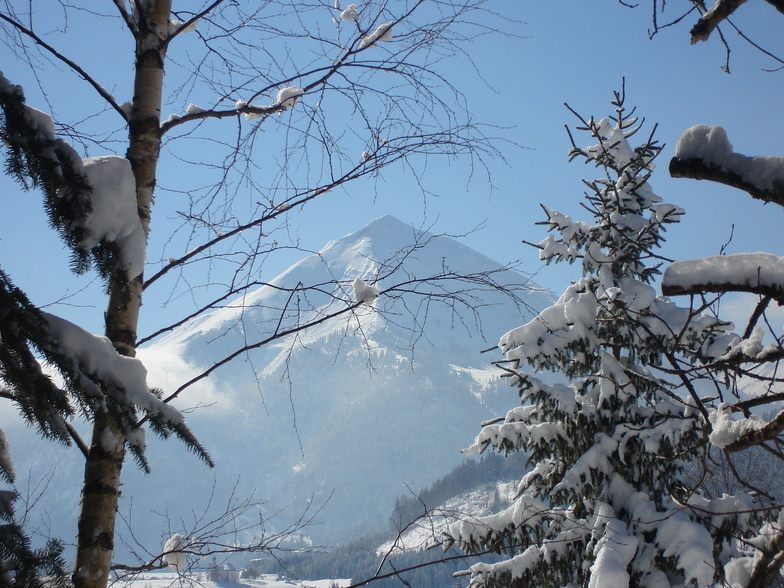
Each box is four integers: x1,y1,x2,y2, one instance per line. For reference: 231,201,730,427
242,87,304,121
162,534,187,571
587,509,638,587
664,252,784,301
43,312,185,430
655,511,715,587
169,19,198,35
676,125,784,192
77,156,146,279
353,277,378,304
340,3,358,21
185,104,206,116
274,86,303,110
331,4,392,47
360,22,394,48
22,105,56,141
708,403,767,448
715,324,783,364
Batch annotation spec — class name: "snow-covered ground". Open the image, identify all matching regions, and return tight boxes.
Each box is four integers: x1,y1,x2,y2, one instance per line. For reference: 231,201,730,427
110,572,350,588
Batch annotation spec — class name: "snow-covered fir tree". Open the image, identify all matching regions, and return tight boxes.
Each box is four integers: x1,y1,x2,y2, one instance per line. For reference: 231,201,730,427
447,91,766,587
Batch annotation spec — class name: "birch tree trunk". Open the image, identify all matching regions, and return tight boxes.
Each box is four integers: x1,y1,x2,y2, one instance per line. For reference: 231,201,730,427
72,2,170,586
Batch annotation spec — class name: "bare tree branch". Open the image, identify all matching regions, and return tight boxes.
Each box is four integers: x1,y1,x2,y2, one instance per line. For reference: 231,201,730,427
111,0,138,34
721,409,784,453
165,0,228,47
64,421,89,459
112,480,328,581
689,0,748,44
747,528,784,588
0,11,128,121
662,253,784,307
627,0,784,70
147,260,524,411
670,156,784,208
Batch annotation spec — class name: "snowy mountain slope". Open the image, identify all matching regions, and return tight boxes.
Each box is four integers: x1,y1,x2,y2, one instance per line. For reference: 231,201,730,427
4,215,553,563
131,216,553,544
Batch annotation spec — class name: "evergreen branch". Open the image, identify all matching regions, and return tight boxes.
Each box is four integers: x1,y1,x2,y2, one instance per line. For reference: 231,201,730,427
0,268,209,471
65,421,89,460
0,270,75,445
0,71,132,297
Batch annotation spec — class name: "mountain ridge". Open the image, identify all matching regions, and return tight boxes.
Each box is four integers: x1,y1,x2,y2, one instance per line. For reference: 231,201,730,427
148,214,531,354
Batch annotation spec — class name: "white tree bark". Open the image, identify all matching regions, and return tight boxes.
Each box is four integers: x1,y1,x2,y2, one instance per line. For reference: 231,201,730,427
73,2,171,587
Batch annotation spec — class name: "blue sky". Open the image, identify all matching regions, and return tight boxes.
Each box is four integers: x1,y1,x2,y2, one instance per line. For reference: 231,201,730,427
1,1,782,341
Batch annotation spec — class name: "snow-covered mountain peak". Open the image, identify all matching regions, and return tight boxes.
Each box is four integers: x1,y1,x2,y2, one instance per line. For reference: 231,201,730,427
149,216,431,345
145,215,543,360
344,214,423,250
314,215,434,284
